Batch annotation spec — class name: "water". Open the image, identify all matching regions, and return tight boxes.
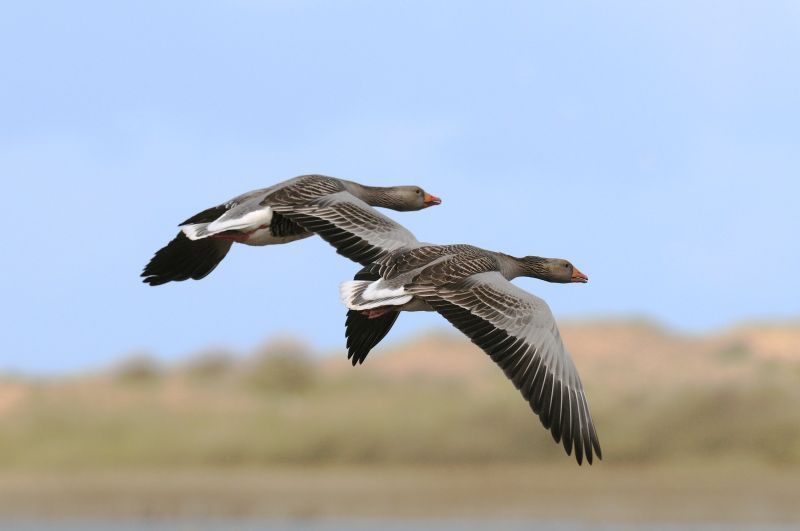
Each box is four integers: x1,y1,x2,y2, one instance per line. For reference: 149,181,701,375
1,520,796,531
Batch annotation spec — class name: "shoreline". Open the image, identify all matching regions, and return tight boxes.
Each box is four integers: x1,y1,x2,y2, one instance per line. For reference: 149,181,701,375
0,463,797,523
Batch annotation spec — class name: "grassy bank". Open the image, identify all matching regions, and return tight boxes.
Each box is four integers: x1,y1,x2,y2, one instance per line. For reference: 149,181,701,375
1,324,800,469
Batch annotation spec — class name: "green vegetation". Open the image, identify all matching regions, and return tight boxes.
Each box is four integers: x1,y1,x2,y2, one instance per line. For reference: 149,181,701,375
1,337,799,471
715,341,752,363
2,326,799,521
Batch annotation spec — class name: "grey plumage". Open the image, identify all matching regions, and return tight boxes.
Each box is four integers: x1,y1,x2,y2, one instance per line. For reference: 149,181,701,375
282,201,600,465
272,191,422,266
142,175,439,285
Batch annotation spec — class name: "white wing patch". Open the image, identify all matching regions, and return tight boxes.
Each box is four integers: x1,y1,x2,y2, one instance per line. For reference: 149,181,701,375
180,223,208,241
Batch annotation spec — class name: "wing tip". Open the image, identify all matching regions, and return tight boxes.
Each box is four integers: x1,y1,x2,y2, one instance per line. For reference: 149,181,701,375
140,232,232,286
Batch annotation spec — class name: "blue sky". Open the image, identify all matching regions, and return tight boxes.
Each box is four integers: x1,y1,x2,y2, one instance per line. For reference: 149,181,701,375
1,1,798,374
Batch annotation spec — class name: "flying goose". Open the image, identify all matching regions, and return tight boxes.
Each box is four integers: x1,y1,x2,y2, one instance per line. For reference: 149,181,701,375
141,174,441,285
276,198,600,464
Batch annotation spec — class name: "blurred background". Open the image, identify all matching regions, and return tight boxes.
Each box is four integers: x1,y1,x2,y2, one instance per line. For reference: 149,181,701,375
1,1,799,529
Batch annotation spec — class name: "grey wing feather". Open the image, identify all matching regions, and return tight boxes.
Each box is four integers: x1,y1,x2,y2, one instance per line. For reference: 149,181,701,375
218,175,338,220
410,271,601,465
274,192,421,265
260,175,345,206
207,175,344,226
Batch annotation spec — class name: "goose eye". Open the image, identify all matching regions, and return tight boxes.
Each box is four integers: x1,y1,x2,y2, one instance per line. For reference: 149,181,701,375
416,189,421,195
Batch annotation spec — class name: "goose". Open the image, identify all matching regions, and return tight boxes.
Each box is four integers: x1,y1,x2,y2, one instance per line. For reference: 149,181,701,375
275,196,600,464
141,174,441,285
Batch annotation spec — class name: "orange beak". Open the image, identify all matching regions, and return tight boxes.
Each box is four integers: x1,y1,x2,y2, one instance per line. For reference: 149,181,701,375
571,267,588,283
423,193,442,207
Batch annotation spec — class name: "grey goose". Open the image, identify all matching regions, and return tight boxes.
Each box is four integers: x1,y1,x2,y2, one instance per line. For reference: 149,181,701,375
276,197,600,465
141,174,441,285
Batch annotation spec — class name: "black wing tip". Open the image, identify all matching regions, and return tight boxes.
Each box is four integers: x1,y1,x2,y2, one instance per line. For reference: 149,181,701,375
347,348,366,366
535,397,602,466
583,446,597,466
571,436,602,466
571,444,601,465
141,273,171,286
343,308,399,366
141,232,231,286
592,434,603,461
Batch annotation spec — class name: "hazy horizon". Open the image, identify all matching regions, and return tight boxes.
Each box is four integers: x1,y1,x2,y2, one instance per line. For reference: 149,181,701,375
4,315,798,378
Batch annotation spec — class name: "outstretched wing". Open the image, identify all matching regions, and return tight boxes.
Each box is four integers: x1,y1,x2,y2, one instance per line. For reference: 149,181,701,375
410,271,601,465
275,192,420,265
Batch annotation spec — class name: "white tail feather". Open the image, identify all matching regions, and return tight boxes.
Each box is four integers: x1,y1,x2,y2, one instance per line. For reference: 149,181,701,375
340,280,412,311
180,223,210,240
206,208,272,234
180,207,273,241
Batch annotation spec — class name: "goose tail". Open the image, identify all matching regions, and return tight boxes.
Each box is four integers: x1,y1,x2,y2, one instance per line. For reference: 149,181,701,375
339,280,412,311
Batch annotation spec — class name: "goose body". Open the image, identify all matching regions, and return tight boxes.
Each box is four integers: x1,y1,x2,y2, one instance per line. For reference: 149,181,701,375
278,198,600,464
141,174,440,285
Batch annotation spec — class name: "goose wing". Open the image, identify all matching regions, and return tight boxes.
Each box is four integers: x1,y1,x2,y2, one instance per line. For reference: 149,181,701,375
141,233,232,285
343,265,401,365
274,193,420,265
410,271,601,465
182,175,340,239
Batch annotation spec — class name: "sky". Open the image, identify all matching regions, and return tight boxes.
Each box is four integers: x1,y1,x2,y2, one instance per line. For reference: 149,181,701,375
1,1,798,374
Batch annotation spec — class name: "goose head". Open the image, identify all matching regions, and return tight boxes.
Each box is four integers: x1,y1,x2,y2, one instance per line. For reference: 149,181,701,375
520,257,588,283
391,186,442,211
